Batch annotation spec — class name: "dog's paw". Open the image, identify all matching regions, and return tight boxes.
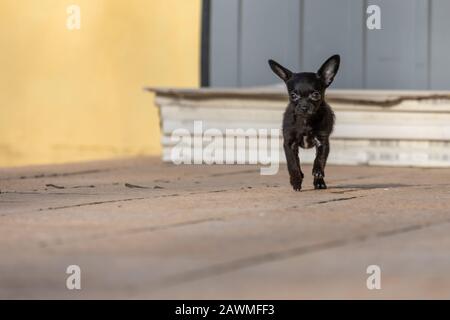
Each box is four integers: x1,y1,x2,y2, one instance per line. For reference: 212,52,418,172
312,170,324,179
314,177,327,190
290,176,303,192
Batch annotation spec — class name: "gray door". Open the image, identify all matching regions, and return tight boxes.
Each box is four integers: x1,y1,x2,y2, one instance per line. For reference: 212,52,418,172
209,0,450,90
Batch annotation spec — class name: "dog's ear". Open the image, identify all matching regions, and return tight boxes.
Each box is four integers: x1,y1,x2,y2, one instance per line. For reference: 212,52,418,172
268,59,293,82
317,55,340,87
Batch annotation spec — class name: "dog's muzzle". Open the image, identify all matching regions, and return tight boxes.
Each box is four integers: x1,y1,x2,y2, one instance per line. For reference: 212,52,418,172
295,104,308,113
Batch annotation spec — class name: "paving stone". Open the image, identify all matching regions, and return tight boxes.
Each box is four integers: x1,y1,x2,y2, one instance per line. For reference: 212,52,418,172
0,157,449,298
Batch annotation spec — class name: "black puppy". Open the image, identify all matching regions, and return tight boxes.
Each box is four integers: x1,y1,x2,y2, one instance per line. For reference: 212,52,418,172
268,55,340,191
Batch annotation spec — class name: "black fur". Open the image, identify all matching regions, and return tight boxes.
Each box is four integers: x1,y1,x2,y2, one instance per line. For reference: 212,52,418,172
268,55,340,191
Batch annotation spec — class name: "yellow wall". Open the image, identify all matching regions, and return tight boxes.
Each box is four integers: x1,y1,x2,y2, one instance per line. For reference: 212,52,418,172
0,0,201,167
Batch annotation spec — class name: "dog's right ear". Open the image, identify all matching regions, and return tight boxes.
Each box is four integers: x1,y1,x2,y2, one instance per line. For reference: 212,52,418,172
268,59,293,82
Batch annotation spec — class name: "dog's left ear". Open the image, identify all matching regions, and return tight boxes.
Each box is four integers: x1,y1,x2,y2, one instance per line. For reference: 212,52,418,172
317,55,340,87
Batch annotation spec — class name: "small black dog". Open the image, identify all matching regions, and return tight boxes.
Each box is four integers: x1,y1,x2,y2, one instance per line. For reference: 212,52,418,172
268,55,340,191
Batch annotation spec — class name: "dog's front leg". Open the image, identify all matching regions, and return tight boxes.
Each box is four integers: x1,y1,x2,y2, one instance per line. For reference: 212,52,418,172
312,136,330,189
284,141,304,191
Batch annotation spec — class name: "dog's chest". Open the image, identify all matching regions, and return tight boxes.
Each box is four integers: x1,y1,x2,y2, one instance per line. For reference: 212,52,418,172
294,121,316,149
298,134,315,149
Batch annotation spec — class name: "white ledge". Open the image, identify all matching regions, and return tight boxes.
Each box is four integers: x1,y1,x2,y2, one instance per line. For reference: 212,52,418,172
145,86,450,107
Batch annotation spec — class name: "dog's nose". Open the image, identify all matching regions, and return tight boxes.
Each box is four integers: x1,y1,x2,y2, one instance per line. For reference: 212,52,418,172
299,105,308,112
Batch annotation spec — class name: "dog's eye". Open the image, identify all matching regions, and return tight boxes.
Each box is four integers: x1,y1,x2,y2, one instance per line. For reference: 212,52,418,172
310,91,321,101
290,92,299,101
